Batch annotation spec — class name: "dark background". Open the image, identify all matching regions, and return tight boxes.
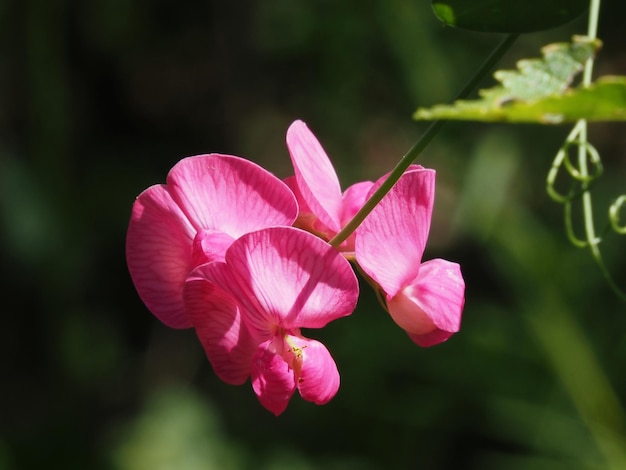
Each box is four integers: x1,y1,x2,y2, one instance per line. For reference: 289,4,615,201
1,1,626,469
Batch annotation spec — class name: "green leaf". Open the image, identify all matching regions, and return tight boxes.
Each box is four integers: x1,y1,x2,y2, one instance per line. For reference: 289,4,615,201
415,77,626,124
432,0,588,33
413,37,626,124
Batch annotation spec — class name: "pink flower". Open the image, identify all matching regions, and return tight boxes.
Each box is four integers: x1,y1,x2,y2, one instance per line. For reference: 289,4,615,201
355,169,465,347
126,154,298,329
284,120,374,253
184,226,359,415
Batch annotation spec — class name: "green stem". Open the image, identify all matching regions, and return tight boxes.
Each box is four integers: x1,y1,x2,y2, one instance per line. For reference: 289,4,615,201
577,0,598,247
567,0,626,462
328,33,519,248
573,0,626,300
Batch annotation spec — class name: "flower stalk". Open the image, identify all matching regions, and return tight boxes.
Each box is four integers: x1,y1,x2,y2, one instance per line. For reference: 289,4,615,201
329,33,519,248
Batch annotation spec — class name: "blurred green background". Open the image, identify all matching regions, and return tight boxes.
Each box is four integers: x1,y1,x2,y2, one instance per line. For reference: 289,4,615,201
1,1,625,469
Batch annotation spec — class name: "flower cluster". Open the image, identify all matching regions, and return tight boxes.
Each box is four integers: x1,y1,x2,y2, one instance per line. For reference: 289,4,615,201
126,120,465,415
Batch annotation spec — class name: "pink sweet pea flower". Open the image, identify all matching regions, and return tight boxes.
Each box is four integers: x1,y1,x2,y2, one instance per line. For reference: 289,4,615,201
284,120,374,253
355,169,465,347
126,154,298,329
184,226,359,415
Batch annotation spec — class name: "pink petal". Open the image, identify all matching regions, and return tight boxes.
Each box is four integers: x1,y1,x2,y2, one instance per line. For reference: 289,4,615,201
355,169,435,297
407,329,455,348
184,264,260,384
167,154,297,237
286,121,343,235
387,259,465,347
224,227,359,331
338,181,374,252
360,164,424,201
127,154,297,329
126,184,196,328
288,336,340,405
283,176,325,237
340,181,374,224
251,339,297,416
191,230,235,266
385,290,438,336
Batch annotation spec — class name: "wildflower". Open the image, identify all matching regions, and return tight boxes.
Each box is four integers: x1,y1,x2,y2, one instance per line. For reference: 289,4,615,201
184,226,359,415
284,120,374,252
355,169,465,346
126,154,298,328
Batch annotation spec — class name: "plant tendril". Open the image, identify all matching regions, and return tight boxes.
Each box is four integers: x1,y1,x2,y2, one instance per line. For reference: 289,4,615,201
546,0,626,302
609,195,626,235
547,133,603,203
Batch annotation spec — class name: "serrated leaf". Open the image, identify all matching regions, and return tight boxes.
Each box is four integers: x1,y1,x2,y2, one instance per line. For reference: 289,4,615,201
489,37,598,101
414,77,626,124
413,37,626,124
432,0,588,33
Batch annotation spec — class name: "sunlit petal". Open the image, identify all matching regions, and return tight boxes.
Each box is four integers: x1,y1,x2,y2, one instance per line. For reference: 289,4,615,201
286,121,343,233
340,181,374,224
251,340,297,416
191,230,235,266
167,154,297,236
225,227,359,330
355,169,435,297
389,259,465,347
289,336,340,405
337,181,374,252
126,184,196,328
184,265,260,384
284,175,329,238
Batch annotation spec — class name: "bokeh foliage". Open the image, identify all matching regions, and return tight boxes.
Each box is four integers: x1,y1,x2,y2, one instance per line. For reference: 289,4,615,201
1,1,625,469
431,0,588,33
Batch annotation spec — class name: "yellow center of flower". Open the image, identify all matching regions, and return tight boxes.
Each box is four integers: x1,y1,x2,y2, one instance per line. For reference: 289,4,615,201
284,334,306,379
